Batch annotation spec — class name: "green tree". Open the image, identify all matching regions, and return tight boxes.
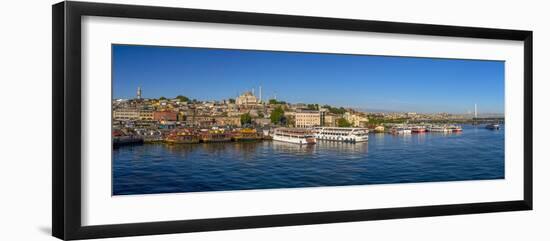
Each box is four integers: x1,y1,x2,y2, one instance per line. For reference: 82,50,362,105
176,95,190,102
269,99,286,105
337,118,352,127
159,96,167,100
228,98,235,104
270,106,285,124
240,113,252,125
306,104,319,110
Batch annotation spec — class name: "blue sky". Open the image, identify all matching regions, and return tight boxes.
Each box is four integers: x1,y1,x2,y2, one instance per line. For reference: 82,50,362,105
112,45,504,114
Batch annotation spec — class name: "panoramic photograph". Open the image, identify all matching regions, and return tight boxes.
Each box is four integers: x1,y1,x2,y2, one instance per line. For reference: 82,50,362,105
111,44,505,196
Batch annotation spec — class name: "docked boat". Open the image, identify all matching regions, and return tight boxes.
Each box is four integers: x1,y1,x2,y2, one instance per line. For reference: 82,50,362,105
391,127,412,135
232,128,263,141
374,125,385,133
165,129,199,144
273,128,316,145
448,125,463,132
427,125,452,132
485,124,500,130
199,129,232,143
112,129,144,147
314,127,369,142
411,126,426,133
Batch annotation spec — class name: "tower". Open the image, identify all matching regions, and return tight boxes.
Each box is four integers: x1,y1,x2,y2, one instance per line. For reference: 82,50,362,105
259,85,262,103
474,103,477,118
137,86,142,100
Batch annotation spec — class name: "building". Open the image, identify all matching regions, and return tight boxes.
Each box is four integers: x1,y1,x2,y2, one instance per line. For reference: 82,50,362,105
343,112,369,127
323,113,338,127
236,91,258,106
153,110,178,121
113,108,139,120
214,117,241,127
295,110,321,128
138,110,154,120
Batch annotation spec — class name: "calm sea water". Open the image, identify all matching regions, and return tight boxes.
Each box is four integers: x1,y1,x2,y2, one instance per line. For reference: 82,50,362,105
113,125,504,195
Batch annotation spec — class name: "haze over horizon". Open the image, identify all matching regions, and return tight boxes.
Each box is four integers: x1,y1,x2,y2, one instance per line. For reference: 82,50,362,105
113,45,505,115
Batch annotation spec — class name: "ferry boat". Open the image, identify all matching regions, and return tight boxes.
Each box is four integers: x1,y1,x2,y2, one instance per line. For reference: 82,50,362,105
411,126,426,133
232,128,263,141
273,128,316,145
448,125,463,132
165,129,199,144
199,129,232,143
485,124,500,130
391,127,412,135
314,127,369,142
427,125,452,132
113,129,144,147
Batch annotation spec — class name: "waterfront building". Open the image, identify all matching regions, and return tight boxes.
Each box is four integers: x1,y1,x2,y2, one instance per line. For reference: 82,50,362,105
236,91,258,106
295,110,321,128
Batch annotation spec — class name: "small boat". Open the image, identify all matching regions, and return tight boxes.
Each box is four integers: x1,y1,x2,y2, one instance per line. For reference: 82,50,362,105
411,126,426,133
374,125,385,133
165,129,199,144
273,128,316,145
485,124,500,130
449,125,463,132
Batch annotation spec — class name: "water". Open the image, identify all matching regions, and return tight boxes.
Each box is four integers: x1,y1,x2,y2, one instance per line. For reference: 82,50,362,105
113,125,504,195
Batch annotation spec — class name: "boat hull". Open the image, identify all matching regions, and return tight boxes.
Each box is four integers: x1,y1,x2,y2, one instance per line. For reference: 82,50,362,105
273,135,316,145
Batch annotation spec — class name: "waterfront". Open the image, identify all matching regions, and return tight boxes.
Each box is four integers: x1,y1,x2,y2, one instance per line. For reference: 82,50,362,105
113,125,504,195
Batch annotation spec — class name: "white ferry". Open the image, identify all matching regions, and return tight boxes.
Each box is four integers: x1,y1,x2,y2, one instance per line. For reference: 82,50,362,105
391,127,412,135
313,127,369,142
427,125,452,132
272,128,316,145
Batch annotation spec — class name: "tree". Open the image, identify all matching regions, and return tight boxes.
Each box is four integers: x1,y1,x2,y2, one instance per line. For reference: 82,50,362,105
176,95,190,102
337,118,352,127
269,99,286,105
240,113,252,125
306,104,319,110
159,96,167,100
228,98,235,104
270,106,285,124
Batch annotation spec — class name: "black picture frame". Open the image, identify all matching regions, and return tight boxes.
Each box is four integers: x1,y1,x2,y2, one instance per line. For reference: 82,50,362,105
52,1,533,240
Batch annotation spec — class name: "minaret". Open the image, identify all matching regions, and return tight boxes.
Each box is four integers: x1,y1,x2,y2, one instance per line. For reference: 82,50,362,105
474,104,478,118
259,85,262,103
137,86,142,100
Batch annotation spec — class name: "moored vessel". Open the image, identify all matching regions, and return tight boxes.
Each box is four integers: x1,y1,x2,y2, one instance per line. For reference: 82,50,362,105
273,128,316,145
199,129,232,143
411,126,426,133
314,127,368,142
232,128,263,141
485,124,500,130
391,126,412,135
165,129,199,144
